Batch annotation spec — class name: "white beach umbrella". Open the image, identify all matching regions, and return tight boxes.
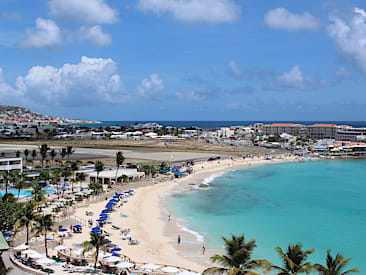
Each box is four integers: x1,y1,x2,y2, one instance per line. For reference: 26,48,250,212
142,263,161,270
53,245,68,251
36,258,55,265
14,244,29,251
161,266,180,273
104,256,121,262
178,271,201,275
116,262,134,268
28,252,46,259
99,251,112,257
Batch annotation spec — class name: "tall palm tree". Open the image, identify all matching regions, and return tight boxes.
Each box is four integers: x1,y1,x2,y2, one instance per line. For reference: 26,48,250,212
31,183,46,203
0,171,10,195
49,149,57,166
31,149,37,164
82,231,109,268
76,172,86,190
16,201,36,245
33,214,54,257
203,234,270,275
59,148,67,164
68,160,81,192
39,144,50,168
14,172,25,200
23,149,29,163
115,151,125,184
61,167,72,197
94,160,104,185
313,250,359,275
66,146,74,161
267,243,314,275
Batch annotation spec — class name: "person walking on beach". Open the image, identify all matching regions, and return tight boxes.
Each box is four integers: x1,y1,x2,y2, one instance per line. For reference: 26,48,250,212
168,214,171,221
177,235,181,245
202,245,206,254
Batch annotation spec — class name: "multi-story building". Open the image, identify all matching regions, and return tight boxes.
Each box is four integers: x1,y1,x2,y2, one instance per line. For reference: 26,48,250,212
335,126,366,142
263,123,307,136
307,124,337,139
0,158,23,173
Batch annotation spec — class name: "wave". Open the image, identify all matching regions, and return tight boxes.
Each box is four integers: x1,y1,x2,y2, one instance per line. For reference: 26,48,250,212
201,172,224,185
177,223,205,243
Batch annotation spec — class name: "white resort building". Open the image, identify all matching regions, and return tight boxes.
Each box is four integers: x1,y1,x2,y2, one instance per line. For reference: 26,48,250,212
88,168,145,185
0,157,23,173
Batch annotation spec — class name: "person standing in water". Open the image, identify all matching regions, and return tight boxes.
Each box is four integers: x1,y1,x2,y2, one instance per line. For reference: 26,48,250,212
177,235,181,244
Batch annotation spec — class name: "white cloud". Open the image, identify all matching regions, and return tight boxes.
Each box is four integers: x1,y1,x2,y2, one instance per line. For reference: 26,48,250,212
228,60,242,78
265,65,330,91
264,8,321,31
176,89,209,101
0,57,164,107
19,18,62,49
137,73,164,98
80,25,112,47
48,0,118,24
137,0,240,24
328,8,366,76
15,56,129,106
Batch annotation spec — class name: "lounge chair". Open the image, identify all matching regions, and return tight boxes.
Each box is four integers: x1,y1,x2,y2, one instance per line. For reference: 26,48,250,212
112,225,120,230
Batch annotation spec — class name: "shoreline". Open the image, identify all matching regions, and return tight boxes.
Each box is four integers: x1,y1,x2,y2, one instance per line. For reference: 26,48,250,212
63,154,310,273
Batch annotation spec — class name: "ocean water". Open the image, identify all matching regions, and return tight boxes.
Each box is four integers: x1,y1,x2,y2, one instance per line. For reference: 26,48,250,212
168,160,366,272
74,121,366,129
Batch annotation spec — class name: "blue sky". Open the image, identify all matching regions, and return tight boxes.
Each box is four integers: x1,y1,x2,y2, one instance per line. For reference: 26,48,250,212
0,0,366,121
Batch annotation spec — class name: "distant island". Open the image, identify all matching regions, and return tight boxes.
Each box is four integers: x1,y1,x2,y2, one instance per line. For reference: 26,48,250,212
0,105,100,126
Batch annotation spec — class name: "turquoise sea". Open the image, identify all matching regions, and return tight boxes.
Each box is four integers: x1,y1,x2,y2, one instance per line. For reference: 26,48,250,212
168,160,366,272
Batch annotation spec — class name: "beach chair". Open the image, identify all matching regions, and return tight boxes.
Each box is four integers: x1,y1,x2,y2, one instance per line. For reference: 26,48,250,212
112,225,120,230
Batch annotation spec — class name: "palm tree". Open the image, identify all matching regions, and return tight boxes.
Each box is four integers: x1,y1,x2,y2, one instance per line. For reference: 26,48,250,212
0,171,10,195
14,172,25,200
39,144,50,168
66,146,74,161
61,167,72,197
49,149,57,166
115,152,125,184
16,201,36,245
94,160,104,185
82,231,108,268
60,148,67,164
88,182,103,195
267,243,314,275
313,250,359,275
31,183,46,203
33,214,54,257
76,172,86,190
31,149,37,164
23,149,30,163
68,160,81,192
203,234,270,275
15,150,20,158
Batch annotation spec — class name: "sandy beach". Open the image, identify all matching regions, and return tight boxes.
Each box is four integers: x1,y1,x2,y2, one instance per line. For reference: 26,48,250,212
64,154,305,273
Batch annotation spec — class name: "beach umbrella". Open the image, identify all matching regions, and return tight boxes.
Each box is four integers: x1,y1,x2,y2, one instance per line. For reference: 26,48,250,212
162,267,180,273
96,219,105,222
36,258,55,265
59,228,67,232
104,239,111,243
73,225,82,228
113,195,119,198
102,209,110,213
109,199,116,202
111,247,121,252
14,244,29,251
104,256,121,262
142,264,161,270
53,245,68,251
112,253,120,256
116,262,134,269
39,180,46,184
92,226,101,231
177,271,201,275
3,234,11,238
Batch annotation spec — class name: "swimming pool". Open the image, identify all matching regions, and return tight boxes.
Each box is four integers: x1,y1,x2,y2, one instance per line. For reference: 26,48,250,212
0,189,56,197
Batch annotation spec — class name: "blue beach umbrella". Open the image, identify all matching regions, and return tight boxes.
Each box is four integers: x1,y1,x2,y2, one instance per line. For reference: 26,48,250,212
92,226,101,231
3,234,11,238
73,225,82,228
59,228,67,232
113,195,119,198
111,248,121,252
104,239,111,243
112,253,120,256
39,180,46,184
96,219,105,223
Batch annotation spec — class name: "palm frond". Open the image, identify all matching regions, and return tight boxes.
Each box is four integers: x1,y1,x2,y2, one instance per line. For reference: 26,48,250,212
202,267,228,275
